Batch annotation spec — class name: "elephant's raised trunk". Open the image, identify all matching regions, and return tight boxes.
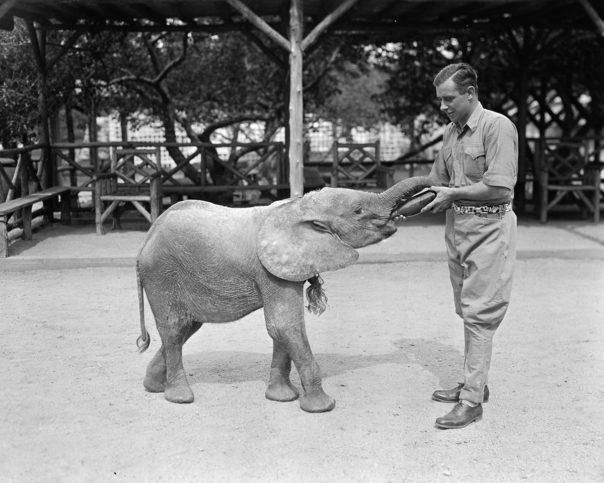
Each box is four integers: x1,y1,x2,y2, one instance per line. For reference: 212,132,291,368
377,176,433,216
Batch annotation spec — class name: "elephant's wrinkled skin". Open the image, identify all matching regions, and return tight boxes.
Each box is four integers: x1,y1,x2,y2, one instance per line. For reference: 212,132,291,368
136,176,430,413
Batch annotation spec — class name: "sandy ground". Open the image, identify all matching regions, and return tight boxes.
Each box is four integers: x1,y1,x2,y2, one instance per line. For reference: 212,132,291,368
1,252,603,481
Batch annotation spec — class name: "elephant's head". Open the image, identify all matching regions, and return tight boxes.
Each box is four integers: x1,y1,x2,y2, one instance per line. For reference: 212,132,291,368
257,176,431,283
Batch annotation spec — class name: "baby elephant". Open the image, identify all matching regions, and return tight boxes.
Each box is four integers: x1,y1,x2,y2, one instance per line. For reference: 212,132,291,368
136,176,430,413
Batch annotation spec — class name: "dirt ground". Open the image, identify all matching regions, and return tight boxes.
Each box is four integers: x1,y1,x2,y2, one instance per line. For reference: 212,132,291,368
1,256,603,482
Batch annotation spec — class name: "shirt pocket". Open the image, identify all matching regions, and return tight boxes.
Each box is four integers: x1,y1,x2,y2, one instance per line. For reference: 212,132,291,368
463,145,486,182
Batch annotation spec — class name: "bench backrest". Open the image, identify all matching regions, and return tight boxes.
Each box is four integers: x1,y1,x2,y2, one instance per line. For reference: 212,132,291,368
540,139,589,183
332,141,381,187
111,147,161,186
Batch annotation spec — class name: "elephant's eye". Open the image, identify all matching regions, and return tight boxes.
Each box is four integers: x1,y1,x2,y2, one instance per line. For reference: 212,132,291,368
353,207,363,215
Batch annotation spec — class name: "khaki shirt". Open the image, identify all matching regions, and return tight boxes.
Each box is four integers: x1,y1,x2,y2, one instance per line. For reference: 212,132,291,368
429,103,518,200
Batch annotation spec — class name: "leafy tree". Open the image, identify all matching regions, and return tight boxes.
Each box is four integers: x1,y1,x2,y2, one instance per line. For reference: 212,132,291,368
0,20,39,147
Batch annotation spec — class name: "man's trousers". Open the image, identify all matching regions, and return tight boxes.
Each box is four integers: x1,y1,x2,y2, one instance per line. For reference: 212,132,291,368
445,208,517,404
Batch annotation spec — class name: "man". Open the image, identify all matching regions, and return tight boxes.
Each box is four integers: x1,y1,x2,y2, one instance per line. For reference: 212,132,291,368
422,63,518,429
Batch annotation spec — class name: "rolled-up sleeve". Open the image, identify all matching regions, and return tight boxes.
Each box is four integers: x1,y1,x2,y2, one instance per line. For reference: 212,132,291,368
482,116,518,190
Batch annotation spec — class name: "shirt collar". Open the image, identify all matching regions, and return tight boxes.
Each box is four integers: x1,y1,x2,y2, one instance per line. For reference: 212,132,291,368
455,102,483,133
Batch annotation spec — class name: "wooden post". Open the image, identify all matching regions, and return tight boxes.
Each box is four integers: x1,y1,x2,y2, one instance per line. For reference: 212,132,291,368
288,0,304,197
515,27,530,213
94,174,104,235
0,215,8,257
26,21,54,189
120,110,129,142
89,100,99,171
65,99,77,189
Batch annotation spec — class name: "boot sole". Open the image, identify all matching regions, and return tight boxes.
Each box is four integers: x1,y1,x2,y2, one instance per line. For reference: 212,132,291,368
431,396,489,403
435,414,482,430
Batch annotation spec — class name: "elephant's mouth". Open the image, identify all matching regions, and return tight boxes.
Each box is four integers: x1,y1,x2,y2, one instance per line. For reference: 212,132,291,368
381,221,397,238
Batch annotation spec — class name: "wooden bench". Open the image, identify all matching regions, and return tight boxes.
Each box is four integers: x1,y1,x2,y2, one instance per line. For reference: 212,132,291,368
0,186,71,257
94,149,163,234
538,139,601,223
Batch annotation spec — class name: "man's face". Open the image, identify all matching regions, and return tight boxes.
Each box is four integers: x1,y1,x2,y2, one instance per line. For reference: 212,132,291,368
435,77,473,125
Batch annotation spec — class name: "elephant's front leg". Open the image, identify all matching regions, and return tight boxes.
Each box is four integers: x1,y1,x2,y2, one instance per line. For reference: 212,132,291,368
265,341,299,402
263,282,335,413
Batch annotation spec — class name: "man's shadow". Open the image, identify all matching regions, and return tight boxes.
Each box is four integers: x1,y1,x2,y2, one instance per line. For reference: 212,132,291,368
185,338,463,389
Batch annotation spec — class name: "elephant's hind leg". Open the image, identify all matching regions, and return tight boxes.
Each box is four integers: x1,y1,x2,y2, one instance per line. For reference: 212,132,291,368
265,341,300,402
143,347,168,393
143,320,202,401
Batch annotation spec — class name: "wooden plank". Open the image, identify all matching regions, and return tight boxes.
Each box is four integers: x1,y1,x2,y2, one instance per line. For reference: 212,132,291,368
162,184,290,194
0,187,70,215
100,195,153,202
288,0,304,197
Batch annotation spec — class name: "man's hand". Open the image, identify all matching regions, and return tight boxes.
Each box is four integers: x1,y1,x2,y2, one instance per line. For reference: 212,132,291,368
421,186,455,213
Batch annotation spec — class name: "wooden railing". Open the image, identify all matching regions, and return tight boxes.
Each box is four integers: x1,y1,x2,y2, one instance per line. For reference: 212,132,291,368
0,145,45,204
50,141,289,206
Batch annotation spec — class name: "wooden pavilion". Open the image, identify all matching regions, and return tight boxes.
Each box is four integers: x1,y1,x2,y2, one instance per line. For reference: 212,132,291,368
0,0,603,253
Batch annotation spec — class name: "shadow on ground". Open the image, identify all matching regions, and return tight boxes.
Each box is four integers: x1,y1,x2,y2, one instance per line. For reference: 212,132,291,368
182,337,463,389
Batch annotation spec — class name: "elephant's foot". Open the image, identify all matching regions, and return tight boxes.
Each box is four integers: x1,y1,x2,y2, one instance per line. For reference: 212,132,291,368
299,389,335,413
144,349,167,393
143,374,166,393
164,372,194,404
265,379,300,402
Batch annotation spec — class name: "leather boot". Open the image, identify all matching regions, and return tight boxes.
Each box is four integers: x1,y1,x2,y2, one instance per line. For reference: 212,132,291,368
435,402,483,429
432,383,489,403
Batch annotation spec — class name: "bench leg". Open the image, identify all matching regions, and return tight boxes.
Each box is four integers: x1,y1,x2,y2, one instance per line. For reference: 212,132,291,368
42,199,54,225
22,205,33,240
61,192,72,225
0,215,7,257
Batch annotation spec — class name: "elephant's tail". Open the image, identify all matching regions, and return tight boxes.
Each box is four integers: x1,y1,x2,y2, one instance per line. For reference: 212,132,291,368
306,274,328,316
136,260,151,353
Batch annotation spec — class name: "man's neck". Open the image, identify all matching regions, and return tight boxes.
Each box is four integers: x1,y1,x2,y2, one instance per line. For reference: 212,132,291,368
456,100,479,128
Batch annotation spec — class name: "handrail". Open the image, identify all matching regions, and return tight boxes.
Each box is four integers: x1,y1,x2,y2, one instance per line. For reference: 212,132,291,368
51,141,284,149
0,144,44,157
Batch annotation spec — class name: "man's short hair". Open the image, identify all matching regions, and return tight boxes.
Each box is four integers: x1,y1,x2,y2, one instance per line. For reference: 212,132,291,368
433,63,478,94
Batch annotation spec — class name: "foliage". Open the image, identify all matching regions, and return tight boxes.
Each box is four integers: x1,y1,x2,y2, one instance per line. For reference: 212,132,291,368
0,20,38,146
371,28,604,139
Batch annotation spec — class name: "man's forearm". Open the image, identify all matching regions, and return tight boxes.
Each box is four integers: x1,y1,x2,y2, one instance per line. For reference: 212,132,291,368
448,182,511,202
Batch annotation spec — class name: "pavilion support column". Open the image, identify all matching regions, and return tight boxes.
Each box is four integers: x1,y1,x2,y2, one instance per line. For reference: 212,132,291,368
288,0,304,197
26,21,53,189
515,27,530,213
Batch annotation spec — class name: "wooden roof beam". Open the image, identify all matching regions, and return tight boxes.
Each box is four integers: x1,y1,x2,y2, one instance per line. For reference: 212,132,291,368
302,0,359,52
576,0,604,37
38,22,242,33
224,0,290,52
0,0,17,22
0,0,15,29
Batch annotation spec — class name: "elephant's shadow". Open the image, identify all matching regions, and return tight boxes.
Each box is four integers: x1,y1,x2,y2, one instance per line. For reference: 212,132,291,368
185,338,463,388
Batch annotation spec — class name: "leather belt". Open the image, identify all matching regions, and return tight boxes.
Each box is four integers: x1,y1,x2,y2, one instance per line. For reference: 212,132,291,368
453,202,512,215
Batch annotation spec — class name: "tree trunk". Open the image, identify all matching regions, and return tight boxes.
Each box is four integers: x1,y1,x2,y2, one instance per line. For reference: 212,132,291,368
158,102,200,184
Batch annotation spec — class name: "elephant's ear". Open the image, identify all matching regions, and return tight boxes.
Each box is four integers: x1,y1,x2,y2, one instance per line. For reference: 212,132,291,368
257,200,359,282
